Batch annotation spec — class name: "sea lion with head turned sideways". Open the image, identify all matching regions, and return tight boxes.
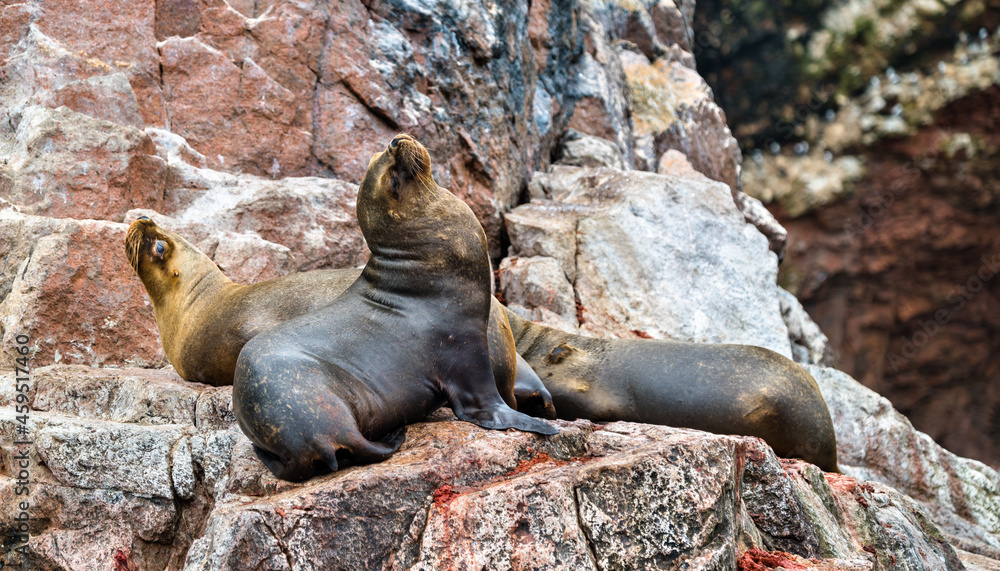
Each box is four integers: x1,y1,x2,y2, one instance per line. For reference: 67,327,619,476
505,310,841,472
124,217,555,416
232,134,557,481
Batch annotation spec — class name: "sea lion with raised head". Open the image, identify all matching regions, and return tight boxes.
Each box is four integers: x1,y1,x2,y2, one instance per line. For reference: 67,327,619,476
232,134,557,481
124,217,554,416
505,310,841,472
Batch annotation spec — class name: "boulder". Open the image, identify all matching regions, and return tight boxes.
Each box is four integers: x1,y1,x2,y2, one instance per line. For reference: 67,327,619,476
149,162,368,272
0,106,167,221
621,49,740,190
0,210,165,369
497,256,578,326
554,130,627,170
812,365,1000,555
508,165,791,355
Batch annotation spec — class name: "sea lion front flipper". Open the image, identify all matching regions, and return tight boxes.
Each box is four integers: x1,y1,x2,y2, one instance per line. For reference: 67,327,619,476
512,354,557,420
457,407,560,436
443,351,559,436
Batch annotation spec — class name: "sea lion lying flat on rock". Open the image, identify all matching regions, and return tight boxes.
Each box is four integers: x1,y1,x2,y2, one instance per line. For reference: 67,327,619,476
506,310,841,473
232,134,558,481
124,216,555,417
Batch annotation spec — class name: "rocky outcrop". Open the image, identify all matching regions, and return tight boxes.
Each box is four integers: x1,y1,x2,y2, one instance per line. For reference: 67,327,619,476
503,164,790,357
0,364,982,570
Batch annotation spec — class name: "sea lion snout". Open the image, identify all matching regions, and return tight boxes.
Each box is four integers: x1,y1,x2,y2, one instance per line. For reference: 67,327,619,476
125,218,155,271
387,134,430,181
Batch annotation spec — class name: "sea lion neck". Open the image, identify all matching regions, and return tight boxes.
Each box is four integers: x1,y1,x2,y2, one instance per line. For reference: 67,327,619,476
146,238,239,372
359,200,492,303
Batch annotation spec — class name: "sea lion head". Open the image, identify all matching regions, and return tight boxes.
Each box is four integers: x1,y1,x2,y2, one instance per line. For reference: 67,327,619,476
124,217,218,303
357,134,489,279
357,133,435,235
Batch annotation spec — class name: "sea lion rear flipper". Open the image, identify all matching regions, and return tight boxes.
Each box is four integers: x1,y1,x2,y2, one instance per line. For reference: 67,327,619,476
252,445,318,482
331,426,407,464
513,354,557,420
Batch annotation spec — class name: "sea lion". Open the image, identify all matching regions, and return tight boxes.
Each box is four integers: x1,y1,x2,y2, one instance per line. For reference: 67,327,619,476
505,310,841,472
232,134,557,481
124,218,554,415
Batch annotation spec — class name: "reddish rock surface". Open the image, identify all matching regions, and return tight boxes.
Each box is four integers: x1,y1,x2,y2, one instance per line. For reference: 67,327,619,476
159,36,314,176
1,106,167,221
0,213,166,369
777,87,1000,469
0,0,998,567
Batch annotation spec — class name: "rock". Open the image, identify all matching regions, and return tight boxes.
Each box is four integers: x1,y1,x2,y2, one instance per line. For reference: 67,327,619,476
810,365,1000,554
0,205,63,302
554,129,627,169
0,106,168,220
0,9,164,131
34,415,187,499
148,163,368,272
0,363,983,570
182,415,954,570
0,211,166,369
0,4,32,64
734,191,789,260
40,73,145,128
657,148,709,179
778,287,832,366
497,256,578,325
562,20,635,168
508,166,791,355
0,480,180,568
0,0,997,568
157,36,314,177
29,364,202,426
504,199,580,281
621,50,741,191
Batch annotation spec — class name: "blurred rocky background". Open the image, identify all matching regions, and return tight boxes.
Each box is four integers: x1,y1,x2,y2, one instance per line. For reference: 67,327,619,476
0,0,998,569
692,0,1000,470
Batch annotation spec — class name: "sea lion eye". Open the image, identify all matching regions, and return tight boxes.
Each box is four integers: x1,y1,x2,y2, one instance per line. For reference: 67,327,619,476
391,176,399,198
155,241,166,256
